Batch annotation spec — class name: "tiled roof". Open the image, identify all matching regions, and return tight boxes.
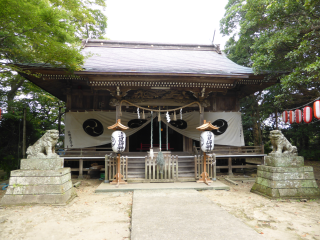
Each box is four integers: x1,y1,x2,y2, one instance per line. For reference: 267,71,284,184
81,40,253,76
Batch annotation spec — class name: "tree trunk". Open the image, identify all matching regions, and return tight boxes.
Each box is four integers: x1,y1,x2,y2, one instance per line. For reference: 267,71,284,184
251,101,261,146
7,76,25,111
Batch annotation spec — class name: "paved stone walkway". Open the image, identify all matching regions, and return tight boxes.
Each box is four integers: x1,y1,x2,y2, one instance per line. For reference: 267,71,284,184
131,189,266,240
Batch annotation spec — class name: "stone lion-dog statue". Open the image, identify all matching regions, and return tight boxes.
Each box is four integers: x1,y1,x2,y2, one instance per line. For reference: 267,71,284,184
270,130,297,154
26,129,59,159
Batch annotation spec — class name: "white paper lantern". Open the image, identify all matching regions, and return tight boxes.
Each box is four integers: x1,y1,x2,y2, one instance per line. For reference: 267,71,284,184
200,131,214,153
289,110,295,124
111,131,126,153
295,109,302,124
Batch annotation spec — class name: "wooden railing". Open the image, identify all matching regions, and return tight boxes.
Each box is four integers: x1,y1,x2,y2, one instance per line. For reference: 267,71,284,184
56,147,112,157
145,154,178,182
194,145,264,155
194,154,216,181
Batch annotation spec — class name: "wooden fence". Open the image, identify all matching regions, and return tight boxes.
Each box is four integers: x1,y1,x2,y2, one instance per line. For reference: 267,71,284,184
194,154,216,181
105,155,128,181
145,155,178,182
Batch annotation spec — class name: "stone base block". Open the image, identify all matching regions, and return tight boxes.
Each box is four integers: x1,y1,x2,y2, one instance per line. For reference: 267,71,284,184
265,153,304,167
20,158,64,170
0,167,75,205
251,165,320,199
251,183,320,199
0,188,76,205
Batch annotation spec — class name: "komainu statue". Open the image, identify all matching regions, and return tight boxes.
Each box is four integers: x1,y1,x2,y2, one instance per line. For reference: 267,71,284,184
270,130,297,154
26,129,59,159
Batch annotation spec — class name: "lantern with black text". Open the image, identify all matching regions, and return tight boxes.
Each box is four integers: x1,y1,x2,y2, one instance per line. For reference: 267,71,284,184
107,119,129,185
313,100,320,119
295,109,302,124
289,111,295,124
303,106,313,123
282,111,288,123
200,131,214,153
111,131,126,153
196,120,219,185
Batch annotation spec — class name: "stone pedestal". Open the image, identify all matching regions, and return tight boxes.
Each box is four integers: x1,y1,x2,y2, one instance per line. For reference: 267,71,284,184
1,158,75,205
251,153,320,199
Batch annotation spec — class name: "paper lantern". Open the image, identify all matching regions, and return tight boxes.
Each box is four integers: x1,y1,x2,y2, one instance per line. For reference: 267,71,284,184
200,131,214,153
314,100,320,119
303,106,313,123
295,109,302,124
111,130,126,153
282,111,288,123
288,111,295,124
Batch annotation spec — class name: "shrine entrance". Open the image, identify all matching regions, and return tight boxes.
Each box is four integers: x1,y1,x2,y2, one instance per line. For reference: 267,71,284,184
129,119,184,152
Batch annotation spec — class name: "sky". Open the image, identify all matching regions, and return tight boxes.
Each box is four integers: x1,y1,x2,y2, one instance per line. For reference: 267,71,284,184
104,0,230,49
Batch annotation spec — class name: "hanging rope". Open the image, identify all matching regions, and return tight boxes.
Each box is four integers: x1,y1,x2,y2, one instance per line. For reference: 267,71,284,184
281,96,320,124
119,100,202,116
166,117,169,151
150,111,153,148
159,108,161,150
285,96,320,111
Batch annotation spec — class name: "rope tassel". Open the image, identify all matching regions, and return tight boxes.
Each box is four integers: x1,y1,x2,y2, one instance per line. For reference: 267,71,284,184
173,111,177,121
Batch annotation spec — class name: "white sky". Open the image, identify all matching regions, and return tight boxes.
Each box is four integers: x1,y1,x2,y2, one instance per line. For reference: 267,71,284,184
104,0,230,49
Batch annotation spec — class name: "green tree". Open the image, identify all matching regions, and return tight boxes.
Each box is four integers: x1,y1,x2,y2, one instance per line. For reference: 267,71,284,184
0,0,107,74
220,0,320,156
220,0,320,102
0,0,105,175
0,83,66,178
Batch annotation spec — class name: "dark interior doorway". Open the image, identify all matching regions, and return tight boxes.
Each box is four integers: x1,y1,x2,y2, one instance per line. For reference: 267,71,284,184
129,119,183,152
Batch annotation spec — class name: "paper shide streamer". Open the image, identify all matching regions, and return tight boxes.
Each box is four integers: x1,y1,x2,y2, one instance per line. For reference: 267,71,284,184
166,111,171,123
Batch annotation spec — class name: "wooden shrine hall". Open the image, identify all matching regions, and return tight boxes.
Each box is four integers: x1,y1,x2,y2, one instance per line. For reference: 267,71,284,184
19,39,277,181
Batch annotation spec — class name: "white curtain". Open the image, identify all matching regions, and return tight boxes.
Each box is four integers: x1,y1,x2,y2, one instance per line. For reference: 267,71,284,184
65,111,244,148
65,111,154,148
162,111,244,146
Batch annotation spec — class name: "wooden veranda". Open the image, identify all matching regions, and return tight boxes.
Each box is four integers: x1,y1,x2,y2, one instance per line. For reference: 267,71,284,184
59,145,265,182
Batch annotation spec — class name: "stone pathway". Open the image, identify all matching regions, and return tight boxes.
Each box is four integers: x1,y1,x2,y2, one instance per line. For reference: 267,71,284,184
131,189,266,240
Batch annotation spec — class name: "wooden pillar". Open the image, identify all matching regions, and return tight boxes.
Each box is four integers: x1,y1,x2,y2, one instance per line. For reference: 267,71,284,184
125,136,129,153
66,88,72,110
93,92,98,109
78,159,84,179
58,107,62,135
22,108,27,159
183,136,186,152
104,155,109,183
228,157,233,176
78,91,83,109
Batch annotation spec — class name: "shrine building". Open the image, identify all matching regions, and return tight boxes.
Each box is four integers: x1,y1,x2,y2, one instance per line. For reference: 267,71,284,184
19,39,277,181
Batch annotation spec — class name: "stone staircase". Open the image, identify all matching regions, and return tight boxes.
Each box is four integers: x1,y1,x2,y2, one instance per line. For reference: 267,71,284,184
127,156,146,179
177,156,195,180
126,152,195,182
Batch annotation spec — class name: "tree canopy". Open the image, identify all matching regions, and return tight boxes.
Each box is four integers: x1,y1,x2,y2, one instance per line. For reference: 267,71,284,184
0,0,107,177
220,0,320,106
220,0,320,156
0,0,107,73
